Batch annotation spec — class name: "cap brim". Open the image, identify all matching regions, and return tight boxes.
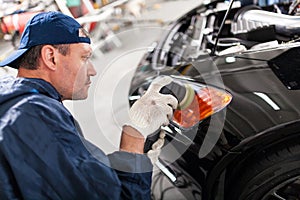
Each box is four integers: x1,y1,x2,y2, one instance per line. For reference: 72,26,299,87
0,48,29,69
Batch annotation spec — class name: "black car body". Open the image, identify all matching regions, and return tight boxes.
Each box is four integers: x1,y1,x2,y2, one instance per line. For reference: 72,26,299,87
128,0,300,199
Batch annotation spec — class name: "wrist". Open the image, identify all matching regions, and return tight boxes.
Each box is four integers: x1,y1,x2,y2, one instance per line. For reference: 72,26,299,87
119,125,145,154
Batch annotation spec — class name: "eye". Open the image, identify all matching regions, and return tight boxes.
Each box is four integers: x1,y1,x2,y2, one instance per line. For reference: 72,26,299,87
82,55,91,63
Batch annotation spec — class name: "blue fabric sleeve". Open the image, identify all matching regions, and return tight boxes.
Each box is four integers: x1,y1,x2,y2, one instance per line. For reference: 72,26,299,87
108,152,153,200
0,96,152,200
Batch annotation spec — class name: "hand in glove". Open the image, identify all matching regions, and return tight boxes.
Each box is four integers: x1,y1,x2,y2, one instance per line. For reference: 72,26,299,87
129,76,178,138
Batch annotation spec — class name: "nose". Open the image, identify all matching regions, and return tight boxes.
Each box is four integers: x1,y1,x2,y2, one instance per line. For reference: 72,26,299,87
88,60,97,77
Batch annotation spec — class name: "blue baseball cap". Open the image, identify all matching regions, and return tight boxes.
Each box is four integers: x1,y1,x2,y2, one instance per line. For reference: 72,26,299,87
0,11,91,69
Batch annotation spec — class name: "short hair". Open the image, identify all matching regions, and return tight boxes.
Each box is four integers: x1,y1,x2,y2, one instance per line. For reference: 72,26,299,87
17,44,70,70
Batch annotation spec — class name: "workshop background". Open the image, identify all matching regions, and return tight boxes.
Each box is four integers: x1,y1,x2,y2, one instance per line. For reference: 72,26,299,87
0,0,201,153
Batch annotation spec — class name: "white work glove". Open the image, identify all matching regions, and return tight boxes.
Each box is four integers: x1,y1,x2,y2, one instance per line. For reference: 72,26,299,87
129,76,178,138
147,131,165,165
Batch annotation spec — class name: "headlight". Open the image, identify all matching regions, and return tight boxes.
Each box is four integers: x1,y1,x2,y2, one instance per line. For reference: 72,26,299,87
171,80,232,129
130,77,232,130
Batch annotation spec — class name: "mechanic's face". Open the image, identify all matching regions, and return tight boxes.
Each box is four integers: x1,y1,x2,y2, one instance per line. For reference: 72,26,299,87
56,43,96,100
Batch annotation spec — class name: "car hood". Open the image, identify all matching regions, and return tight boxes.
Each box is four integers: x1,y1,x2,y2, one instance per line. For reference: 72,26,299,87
193,48,300,138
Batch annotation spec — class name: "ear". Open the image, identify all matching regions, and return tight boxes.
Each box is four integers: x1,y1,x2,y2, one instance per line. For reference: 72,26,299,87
40,45,57,71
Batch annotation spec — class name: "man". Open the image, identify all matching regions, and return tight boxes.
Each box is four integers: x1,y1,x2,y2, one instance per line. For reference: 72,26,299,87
0,11,178,199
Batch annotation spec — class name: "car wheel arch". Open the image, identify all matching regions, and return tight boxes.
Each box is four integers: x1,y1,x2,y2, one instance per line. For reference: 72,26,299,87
205,120,300,199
